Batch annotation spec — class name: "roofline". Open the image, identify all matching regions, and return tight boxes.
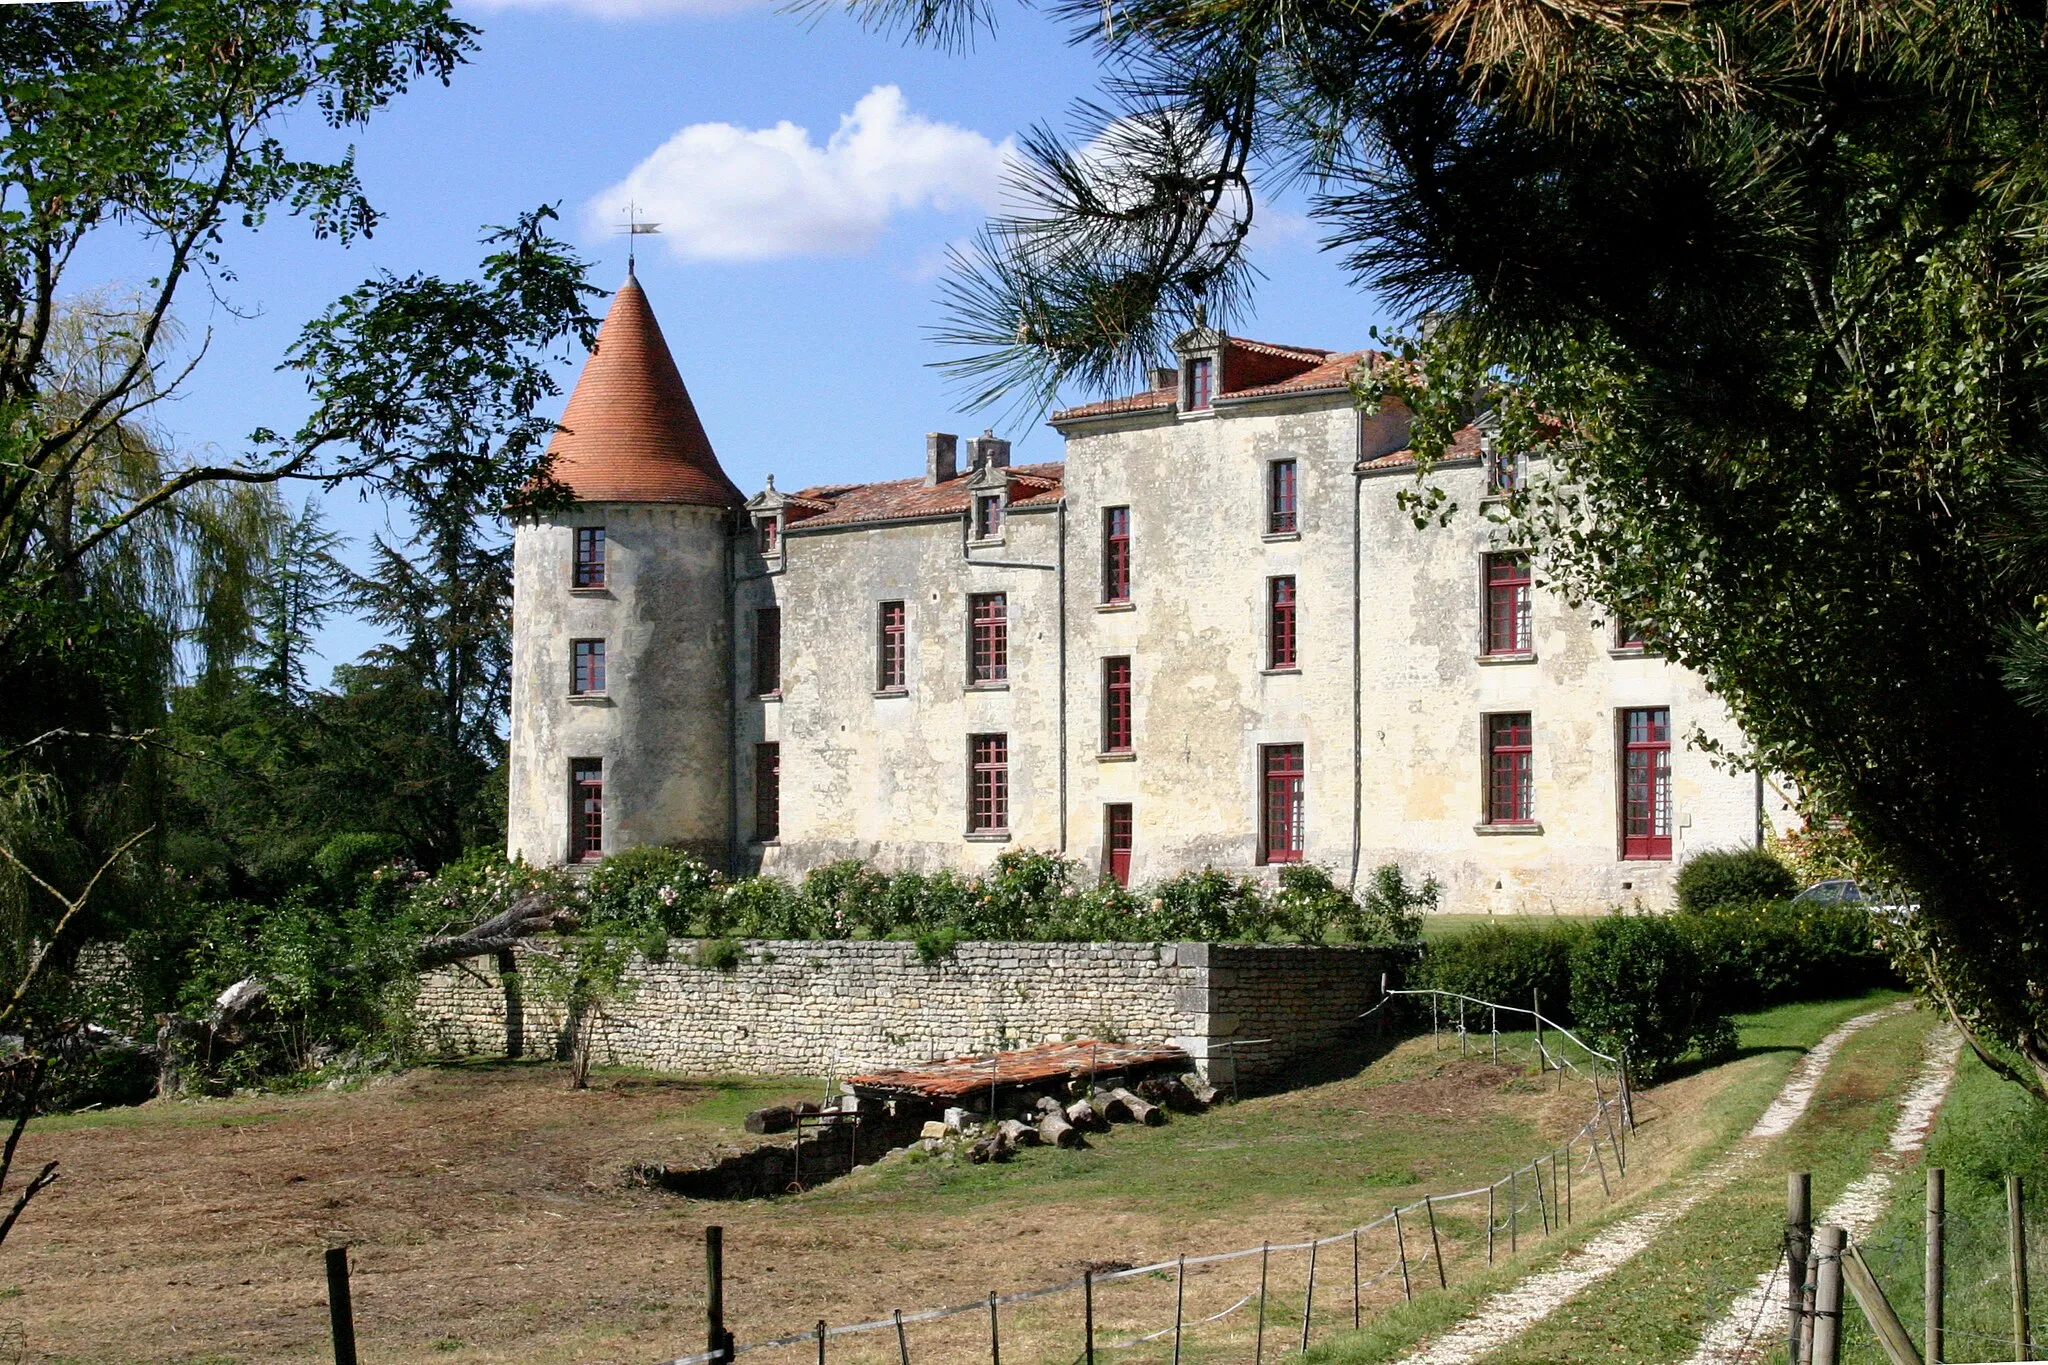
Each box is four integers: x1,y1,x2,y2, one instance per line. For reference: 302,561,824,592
783,498,1062,538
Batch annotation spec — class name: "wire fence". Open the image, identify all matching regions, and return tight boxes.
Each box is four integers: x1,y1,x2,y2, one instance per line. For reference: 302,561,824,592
650,988,1645,1365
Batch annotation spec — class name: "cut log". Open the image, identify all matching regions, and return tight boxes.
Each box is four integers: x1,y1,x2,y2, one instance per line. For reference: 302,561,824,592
1065,1098,1102,1129
998,1118,1041,1147
1138,1075,1201,1112
417,892,577,970
1180,1073,1221,1107
1094,1088,1132,1122
1038,1112,1081,1148
1111,1086,1165,1125
970,1129,1015,1163
744,1105,796,1135
1034,1094,1064,1116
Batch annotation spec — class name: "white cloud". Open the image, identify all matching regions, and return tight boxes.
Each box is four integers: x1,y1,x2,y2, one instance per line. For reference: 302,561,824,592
465,0,771,19
588,87,1013,262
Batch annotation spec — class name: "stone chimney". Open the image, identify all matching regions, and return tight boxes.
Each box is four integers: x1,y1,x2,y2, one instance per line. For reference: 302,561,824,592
1151,365,1179,392
967,430,1011,470
926,432,958,486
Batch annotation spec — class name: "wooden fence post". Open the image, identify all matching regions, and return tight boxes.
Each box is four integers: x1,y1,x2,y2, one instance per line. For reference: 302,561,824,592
1926,1168,1944,1365
324,1246,357,1365
1811,1225,1846,1365
1425,1196,1447,1289
1842,1240,1925,1365
1083,1268,1095,1365
706,1225,735,1363
1352,1228,1361,1330
2014,1174,2032,1362
1788,1173,1812,1365
988,1292,1001,1365
1394,1207,1412,1302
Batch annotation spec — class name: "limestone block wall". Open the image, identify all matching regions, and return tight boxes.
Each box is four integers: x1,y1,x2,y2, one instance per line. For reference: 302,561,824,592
415,940,1389,1086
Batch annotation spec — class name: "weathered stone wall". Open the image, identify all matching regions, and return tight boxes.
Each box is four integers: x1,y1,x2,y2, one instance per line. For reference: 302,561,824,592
414,939,1388,1086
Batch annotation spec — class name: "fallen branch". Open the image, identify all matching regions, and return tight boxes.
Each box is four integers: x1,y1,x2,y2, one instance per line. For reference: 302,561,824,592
417,892,576,971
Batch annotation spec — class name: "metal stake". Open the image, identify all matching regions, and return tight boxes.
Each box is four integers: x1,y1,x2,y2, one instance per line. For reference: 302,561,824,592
1510,1168,1519,1254
1394,1207,1413,1302
1300,1239,1317,1354
1083,1269,1095,1365
1425,1196,1447,1289
988,1292,1001,1365
1255,1243,1269,1364
816,1320,827,1365
1352,1229,1361,1329
706,1225,734,1363
894,1308,909,1364
1173,1255,1185,1364
1487,1184,1496,1265
1928,1167,1945,1365
325,1246,357,1365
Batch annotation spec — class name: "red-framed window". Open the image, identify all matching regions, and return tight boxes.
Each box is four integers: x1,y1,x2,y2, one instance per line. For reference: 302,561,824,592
573,527,606,588
757,516,779,555
973,493,1004,540
1103,506,1131,603
1486,451,1524,496
1268,576,1298,670
570,759,603,862
754,742,780,842
571,639,606,695
1621,707,1673,859
1485,553,1533,655
1106,803,1133,888
1187,356,1214,411
969,592,1008,684
877,600,907,691
1615,618,1650,651
969,733,1009,832
1261,744,1305,864
1486,713,1535,825
1103,656,1133,753
754,607,781,696
1269,460,1298,534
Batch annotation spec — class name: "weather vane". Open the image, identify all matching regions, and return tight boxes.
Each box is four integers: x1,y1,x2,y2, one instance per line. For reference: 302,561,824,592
617,201,662,273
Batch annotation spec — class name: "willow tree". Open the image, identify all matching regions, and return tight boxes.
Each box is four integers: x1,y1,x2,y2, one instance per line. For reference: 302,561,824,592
846,0,2048,1096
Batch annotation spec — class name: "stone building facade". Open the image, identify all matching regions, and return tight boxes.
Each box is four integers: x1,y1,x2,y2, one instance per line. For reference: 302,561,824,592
507,275,1777,913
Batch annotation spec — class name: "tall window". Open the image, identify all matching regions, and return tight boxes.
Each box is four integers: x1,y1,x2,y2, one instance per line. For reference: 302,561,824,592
1105,804,1133,888
754,742,781,841
969,592,1008,684
973,493,1004,540
1268,576,1298,670
1262,744,1305,863
1621,708,1673,859
570,759,603,862
1485,553,1533,655
1487,713,1535,825
571,639,606,695
1103,656,1134,753
756,516,779,555
969,734,1009,832
877,600,907,692
1102,506,1132,603
1268,460,1298,534
1187,356,1214,411
573,527,606,588
1486,451,1524,496
754,607,781,696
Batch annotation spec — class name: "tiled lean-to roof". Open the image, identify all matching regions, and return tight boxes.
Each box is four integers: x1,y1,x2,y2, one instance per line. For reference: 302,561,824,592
543,273,744,508
784,463,1066,531
1049,336,1381,424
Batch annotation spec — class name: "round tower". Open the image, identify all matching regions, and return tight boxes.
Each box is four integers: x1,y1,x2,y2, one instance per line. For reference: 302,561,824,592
506,271,743,867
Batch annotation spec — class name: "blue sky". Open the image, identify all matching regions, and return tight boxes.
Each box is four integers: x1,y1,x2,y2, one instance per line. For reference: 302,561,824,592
102,0,1394,673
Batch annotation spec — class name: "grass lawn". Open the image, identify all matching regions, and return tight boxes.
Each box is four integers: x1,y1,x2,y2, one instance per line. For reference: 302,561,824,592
6,992,1902,1364
1420,914,1594,943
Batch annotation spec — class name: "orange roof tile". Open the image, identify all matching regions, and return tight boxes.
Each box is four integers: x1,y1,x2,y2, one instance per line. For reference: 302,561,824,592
1361,424,1485,471
544,274,743,508
786,462,1066,530
1049,338,1382,425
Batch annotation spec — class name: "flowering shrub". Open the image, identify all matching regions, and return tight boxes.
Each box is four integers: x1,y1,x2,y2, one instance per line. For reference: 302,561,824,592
582,846,720,935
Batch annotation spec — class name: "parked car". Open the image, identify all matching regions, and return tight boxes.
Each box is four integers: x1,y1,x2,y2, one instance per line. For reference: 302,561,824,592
1790,879,1867,906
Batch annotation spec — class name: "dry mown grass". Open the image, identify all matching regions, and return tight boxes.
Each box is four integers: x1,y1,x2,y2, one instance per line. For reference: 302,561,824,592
4,1032,1738,1364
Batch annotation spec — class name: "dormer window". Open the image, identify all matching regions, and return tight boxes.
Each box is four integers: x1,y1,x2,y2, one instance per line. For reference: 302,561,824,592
1486,450,1525,496
973,492,1004,541
757,515,780,555
1187,356,1214,411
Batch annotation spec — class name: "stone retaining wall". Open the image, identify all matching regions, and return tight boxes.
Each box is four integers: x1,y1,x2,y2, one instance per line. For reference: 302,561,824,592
415,940,1390,1086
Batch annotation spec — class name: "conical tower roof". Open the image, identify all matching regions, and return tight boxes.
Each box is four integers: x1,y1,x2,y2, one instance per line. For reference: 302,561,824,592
544,273,743,507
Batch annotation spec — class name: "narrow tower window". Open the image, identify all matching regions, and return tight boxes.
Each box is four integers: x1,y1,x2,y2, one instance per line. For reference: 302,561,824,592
1103,656,1133,754
1105,804,1133,888
1268,576,1298,670
1487,713,1535,824
877,600,907,692
1485,553,1533,655
755,742,781,842
570,759,603,863
754,607,781,697
1268,460,1298,534
1103,506,1131,604
973,493,1004,541
1262,744,1305,863
573,527,606,588
969,592,1008,684
757,516,779,555
969,734,1009,832
1621,708,1673,859
571,639,606,695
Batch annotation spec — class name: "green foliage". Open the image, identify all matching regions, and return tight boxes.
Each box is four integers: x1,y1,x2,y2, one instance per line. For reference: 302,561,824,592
1417,922,1586,1020
697,938,743,973
911,926,964,963
1146,866,1271,941
1351,863,1441,948
1570,916,1735,1083
1679,901,1894,1012
1675,849,1799,914
583,846,721,937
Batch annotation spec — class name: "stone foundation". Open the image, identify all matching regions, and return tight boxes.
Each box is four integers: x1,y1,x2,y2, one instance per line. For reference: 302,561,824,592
415,939,1391,1087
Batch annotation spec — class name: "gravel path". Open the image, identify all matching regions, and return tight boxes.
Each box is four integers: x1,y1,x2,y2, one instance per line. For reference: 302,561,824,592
1683,1022,1961,1364
1394,1001,1916,1365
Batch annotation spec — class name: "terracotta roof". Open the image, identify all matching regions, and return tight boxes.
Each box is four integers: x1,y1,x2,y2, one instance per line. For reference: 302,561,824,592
846,1039,1191,1101
1222,350,1377,402
544,274,743,508
1361,423,1485,471
1049,337,1382,425
1050,385,1178,424
785,461,1066,530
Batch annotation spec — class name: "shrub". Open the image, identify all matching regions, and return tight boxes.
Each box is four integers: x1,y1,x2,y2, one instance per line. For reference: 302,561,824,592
1675,847,1799,913
799,859,891,939
1271,864,1352,944
1680,900,1892,1010
583,845,723,936
968,849,1079,938
1570,915,1735,1082
1348,863,1438,948
1149,867,1270,940
722,875,812,938
1417,921,1586,1020
698,938,744,972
